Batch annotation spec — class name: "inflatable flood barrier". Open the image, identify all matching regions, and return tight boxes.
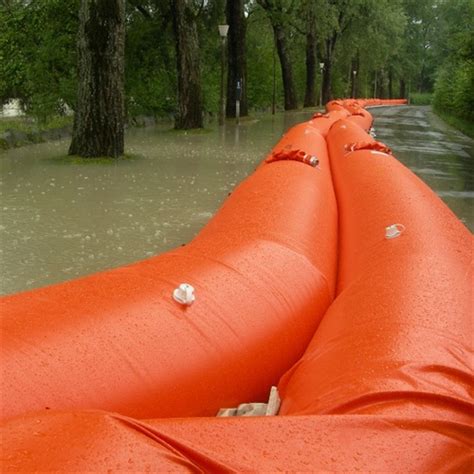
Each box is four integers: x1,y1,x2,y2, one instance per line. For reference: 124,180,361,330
0,120,337,421
3,410,472,472
278,118,473,424
2,98,473,472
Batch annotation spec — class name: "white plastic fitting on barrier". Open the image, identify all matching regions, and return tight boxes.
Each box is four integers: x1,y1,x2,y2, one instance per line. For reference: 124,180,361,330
369,127,377,138
385,223,406,239
173,283,195,306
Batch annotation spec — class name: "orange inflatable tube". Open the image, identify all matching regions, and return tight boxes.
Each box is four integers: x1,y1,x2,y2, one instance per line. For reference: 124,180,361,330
2,409,472,472
0,121,337,421
279,118,473,426
307,109,350,136
3,98,472,473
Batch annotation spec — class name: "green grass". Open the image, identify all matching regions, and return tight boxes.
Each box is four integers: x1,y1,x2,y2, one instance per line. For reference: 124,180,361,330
166,126,213,135
409,93,433,105
0,115,72,134
433,108,474,139
48,153,142,165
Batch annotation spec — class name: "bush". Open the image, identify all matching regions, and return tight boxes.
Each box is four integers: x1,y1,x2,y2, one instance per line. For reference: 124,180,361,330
409,93,433,105
433,59,474,123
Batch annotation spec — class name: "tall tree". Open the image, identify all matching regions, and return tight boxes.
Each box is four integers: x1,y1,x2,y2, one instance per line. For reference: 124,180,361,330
256,0,298,110
69,0,125,158
225,0,248,117
170,0,203,129
0,0,78,120
400,0,437,95
317,0,358,104
303,2,317,107
432,0,473,123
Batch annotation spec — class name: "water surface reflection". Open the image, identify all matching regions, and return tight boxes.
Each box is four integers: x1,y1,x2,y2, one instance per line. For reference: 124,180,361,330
0,111,311,294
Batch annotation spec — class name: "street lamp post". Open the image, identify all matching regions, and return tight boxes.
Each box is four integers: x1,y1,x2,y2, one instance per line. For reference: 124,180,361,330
272,42,276,115
236,78,242,124
218,24,229,126
319,62,325,106
352,70,357,98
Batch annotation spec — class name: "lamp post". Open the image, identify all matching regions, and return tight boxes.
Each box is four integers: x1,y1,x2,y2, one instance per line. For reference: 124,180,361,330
352,70,357,98
218,24,229,126
236,78,242,124
272,41,276,115
319,62,325,106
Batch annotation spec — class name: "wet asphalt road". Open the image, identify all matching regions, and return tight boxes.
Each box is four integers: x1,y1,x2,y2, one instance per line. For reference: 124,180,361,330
370,105,473,231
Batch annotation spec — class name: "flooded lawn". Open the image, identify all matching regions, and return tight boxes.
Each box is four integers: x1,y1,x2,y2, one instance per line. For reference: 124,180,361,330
0,111,312,295
0,106,472,295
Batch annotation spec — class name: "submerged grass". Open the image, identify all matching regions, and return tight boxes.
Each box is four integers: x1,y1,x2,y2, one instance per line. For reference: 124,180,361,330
48,153,143,165
0,116,72,134
433,108,474,139
409,93,433,105
166,127,213,135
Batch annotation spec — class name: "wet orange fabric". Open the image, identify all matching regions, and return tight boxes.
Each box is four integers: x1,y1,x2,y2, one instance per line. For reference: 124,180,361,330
2,410,472,472
279,118,473,425
346,107,373,130
2,97,471,473
345,139,392,154
308,109,350,136
0,122,337,422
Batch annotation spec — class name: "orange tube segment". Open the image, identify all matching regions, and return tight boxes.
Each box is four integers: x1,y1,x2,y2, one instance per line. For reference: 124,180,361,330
2,409,472,472
0,124,337,421
308,109,350,136
279,117,473,424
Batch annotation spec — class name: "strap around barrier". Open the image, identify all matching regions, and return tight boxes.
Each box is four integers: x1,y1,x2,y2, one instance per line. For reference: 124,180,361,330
266,148,319,167
311,112,330,119
345,141,392,155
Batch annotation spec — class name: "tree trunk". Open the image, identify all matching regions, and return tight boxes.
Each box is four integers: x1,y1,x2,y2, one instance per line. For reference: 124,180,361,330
388,67,393,99
419,63,425,93
171,0,203,129
274,24,298,110
303,11,316,107
226,0,248,118
379,70,386,98
400,78,406,99
322,36,336,105
69,0,125,158
256,0,297,110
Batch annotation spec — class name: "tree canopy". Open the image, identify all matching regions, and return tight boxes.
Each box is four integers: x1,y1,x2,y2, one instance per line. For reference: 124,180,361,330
0,0,471,125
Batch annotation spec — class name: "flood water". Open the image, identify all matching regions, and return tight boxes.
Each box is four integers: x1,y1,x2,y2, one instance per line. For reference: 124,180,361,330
1,106,472,295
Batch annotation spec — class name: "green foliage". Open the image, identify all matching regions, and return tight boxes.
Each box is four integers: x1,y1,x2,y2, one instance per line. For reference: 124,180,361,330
125,10,177,118
432,0,474,127
433,107,474,139
1,0,472,129
0,0,78,121
433,60,474,122
0,115,72,134
400,0,438,93
197,10,221,116
409,92,433,105
246,10,283,111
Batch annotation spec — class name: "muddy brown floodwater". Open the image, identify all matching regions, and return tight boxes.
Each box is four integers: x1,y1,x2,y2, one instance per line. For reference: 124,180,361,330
0,106,472,295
